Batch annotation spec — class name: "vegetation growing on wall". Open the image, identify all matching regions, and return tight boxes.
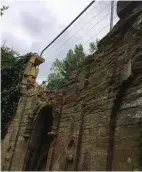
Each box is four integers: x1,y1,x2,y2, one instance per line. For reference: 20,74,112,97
89,39,99,54
1,45,29,139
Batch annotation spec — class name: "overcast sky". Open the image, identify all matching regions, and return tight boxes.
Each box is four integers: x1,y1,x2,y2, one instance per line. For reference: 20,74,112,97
1,0,118,83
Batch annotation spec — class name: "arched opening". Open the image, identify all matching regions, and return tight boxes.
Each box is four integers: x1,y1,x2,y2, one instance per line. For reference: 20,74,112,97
23,105,53,171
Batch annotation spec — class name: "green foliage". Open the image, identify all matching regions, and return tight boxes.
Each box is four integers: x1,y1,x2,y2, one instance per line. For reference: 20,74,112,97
47,73,67,90
1,45,19,69
0,5,9,16
47,40,99,90
1,45,29,139
89,39,99,54
47,44,86,90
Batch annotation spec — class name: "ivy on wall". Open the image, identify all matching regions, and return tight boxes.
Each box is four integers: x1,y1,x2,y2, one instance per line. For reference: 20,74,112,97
1,45,30,139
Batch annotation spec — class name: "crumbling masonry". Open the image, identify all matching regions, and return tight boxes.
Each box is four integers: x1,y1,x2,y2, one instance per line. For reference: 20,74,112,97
1,1,142,171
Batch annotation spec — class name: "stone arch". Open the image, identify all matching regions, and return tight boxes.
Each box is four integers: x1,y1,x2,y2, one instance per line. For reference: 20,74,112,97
33,101,60,134
23,105,54,171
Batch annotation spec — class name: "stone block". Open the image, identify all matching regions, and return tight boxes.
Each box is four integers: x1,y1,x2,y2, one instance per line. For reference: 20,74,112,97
34,55,45,66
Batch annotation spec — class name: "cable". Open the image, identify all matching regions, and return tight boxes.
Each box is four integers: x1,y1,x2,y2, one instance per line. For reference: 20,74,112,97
41,1,118,71
52,1,102,48
40,0,95,57
53,2,110,56
56,5,112,60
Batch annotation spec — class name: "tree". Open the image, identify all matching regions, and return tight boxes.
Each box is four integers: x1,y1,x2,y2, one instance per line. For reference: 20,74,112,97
0,5,9,16
47,73,66,90
89,39,99,54
47,44,86,90
47,40,100,90
1,44,19,69
1,44,29,139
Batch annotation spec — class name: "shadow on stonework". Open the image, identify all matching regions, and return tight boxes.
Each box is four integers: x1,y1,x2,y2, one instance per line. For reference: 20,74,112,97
23,105,53,171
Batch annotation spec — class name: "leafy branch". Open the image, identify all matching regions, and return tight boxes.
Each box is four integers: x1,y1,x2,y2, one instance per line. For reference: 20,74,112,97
0,5,9,16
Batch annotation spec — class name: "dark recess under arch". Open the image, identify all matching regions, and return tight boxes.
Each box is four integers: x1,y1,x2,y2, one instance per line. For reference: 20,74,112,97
23,105,53,171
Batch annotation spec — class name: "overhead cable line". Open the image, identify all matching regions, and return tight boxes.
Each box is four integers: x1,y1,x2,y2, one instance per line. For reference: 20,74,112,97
40,0,95,57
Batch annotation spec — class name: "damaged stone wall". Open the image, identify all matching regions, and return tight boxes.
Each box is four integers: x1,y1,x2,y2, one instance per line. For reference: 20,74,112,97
49,2,142,171
1,54,62,171
1,1,142,171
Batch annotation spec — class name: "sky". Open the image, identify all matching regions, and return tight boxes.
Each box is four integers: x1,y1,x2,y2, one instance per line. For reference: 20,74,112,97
1,0,118,83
